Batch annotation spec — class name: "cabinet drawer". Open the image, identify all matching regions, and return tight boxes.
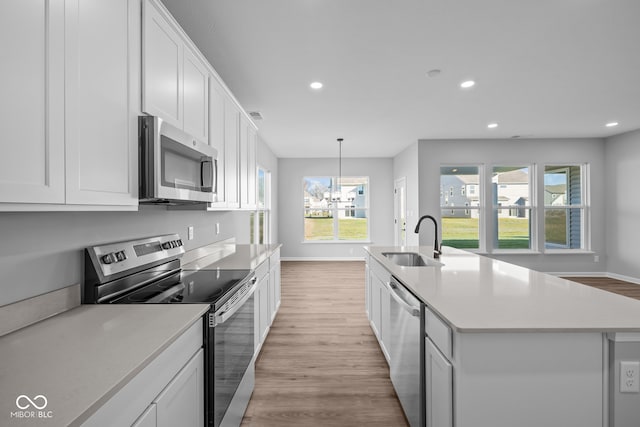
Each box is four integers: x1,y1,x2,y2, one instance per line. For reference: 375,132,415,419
425,307,452,359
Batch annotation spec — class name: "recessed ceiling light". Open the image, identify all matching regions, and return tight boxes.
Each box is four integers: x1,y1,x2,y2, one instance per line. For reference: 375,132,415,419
487,123,498,129
427,69,441,78
460,80,475,89
310,82,323,90
606,121,619,127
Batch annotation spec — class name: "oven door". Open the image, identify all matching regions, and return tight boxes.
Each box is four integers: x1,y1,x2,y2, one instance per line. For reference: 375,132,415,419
206,282,256,427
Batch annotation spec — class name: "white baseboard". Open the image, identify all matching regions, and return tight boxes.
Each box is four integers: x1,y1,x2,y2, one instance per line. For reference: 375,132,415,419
281,257,365,262
606,272,640,285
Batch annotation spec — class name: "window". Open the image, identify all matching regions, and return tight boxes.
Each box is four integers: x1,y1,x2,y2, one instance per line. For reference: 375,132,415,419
251,167,270,244
544,165,585,249
440,166,480,249
439,163,589,253
492,166,532,250
303,176,369,241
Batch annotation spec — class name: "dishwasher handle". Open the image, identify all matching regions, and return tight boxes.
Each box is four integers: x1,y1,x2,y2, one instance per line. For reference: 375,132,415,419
387,279,421,317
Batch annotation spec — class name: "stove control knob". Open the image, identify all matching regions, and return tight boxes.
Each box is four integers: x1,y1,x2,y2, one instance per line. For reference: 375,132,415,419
161,242,172,250
176,239,183,246
116,251,127,262
101,253,117,264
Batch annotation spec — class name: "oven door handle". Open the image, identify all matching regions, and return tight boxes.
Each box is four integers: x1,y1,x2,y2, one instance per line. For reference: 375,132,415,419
212,276,258,326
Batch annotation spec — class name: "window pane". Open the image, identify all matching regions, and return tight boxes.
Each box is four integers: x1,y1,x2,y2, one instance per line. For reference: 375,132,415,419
496,213,531,249
338,209,368,240
304,209,334,240
440,166,480,210
545,208,582,249
441,209,480,249
492,166,530,207
257,168,265,208
544,165,581,206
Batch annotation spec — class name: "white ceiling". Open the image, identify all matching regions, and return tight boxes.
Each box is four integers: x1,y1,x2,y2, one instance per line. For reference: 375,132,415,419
161,0,640,158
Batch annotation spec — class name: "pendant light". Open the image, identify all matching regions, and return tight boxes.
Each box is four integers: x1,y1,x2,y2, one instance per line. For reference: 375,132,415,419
337,138,343,201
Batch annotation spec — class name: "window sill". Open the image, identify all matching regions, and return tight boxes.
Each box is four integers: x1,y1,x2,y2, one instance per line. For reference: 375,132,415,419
491,249,541,255
301,240,373,244
543,249,595,255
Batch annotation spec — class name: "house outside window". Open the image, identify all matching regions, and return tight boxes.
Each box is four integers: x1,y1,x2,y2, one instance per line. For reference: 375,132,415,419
440,166,481,249
492,166,532,250
544,165,586,250
303,176,369,241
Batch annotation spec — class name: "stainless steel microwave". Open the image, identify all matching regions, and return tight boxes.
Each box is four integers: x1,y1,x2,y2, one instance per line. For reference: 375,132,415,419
139,115,217,204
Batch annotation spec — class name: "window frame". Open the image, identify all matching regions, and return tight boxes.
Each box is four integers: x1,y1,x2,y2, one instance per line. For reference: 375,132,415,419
302,175,370,243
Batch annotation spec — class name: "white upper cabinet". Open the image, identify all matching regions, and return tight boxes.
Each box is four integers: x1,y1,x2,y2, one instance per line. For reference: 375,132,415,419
65,0,138,206
0,0,137,209
182,46,209,143
0,0,65,204
239,116,257,210
142,0,209,144
223,98,240,208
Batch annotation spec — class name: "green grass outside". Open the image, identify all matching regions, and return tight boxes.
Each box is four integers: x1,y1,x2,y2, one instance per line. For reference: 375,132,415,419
442,217,530,249
304,217,368,241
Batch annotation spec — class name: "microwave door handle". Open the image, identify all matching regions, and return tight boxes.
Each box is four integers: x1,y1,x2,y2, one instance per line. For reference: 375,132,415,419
200,158,213,190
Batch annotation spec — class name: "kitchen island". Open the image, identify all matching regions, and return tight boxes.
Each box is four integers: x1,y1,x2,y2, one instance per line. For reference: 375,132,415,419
365,245,640,427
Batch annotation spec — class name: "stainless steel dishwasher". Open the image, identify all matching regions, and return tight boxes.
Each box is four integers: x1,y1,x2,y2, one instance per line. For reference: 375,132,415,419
388,276,424,427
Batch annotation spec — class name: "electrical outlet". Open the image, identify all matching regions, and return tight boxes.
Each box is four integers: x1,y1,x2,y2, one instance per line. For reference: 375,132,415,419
188,226,194,240
594,255,599,263
620,361,640,393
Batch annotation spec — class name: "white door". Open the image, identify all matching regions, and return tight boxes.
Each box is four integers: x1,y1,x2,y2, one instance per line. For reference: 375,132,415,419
394,177,407,246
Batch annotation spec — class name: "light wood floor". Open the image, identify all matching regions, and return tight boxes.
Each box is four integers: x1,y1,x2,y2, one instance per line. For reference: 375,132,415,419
240,261,408,427
563,276,640,300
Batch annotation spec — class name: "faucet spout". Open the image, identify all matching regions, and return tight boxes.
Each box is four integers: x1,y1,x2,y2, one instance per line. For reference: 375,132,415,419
414,215,441,259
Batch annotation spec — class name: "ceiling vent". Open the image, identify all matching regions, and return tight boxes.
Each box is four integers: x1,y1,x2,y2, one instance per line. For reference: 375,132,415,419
248,111,263,120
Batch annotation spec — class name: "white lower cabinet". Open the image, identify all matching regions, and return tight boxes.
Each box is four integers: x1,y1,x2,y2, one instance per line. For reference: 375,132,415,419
81,320,203,427
366,256,391,363
254,260,270,355
154,349,204,427
269,248,281,322
425,337,453,427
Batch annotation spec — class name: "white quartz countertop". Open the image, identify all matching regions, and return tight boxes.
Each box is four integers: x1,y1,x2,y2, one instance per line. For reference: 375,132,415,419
365,245,640,333
182,243,281,271
0,304,209,427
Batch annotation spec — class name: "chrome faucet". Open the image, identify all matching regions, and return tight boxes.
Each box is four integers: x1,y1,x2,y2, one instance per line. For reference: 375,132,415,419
414,215,441,259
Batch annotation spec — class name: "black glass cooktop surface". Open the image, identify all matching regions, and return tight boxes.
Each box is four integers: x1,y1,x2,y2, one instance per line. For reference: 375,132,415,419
110,269,252,309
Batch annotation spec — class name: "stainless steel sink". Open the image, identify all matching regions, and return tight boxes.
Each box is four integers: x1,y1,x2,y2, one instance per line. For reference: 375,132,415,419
381,252,443,267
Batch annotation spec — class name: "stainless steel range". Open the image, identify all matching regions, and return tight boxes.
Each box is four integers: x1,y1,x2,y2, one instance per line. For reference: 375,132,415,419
83,234,256,427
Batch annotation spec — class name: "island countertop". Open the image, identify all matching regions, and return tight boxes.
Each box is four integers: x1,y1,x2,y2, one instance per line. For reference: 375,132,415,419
365,245,640,333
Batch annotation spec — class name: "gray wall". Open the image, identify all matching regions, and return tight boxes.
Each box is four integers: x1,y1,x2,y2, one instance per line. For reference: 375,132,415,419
392,142,420,246
605,129,640,281
415,138,606,274
278,157,394,259
0,208,234,306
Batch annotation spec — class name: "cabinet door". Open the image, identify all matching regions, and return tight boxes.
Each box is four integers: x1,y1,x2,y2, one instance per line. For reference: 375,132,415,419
224,99,240,207
246,125,257,208
142,0,182,127
379,280,390,361
155,349,204,427
64,0,137,206
425,338,453,427
369,272,381,339
239,117,257,209
0,0,65,204
209,79,225,205
269,257,281,322
182,46,209,143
